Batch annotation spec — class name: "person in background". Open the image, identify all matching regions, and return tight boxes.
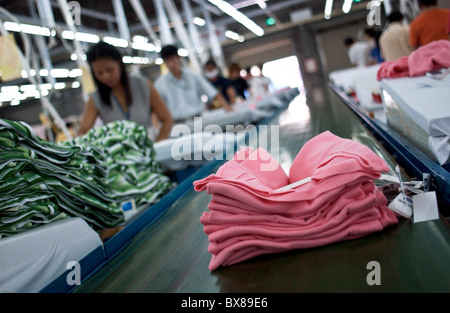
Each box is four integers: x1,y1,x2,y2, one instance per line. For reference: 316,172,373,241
364,28,384,64
248,64,272,98
379,11,413,62
204,59,236,106
228,63,249,100
447,9,450,39
154,45,232,122
409,0,449,49
78,41,172,141
343,37,370,67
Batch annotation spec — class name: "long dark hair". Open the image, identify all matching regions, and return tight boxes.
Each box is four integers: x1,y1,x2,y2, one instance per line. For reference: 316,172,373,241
86,41,132,107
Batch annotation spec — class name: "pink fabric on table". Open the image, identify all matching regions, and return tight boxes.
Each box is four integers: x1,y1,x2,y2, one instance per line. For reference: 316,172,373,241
193,131,398,271
376,40,450,80
376,56,410,81
408,40,450,77
194,132,388,203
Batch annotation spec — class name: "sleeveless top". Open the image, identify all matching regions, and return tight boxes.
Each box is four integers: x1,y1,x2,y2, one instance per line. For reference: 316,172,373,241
91,76,151,128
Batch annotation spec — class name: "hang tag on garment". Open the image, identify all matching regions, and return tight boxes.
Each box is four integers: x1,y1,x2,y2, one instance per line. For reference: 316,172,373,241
387,165,413,218
412,191,439,223
388,193,413,218
121,199,137,219
378,182,401,196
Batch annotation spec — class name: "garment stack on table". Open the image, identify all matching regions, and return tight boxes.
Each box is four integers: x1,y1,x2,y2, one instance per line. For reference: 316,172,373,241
194,131,398,270
0,119,124,238
0,119,173,238
66,120,174,212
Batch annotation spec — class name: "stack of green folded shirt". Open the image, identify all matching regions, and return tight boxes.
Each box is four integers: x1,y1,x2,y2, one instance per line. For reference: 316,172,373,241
0,119,124,238
67,120,174,212
0,119,173,238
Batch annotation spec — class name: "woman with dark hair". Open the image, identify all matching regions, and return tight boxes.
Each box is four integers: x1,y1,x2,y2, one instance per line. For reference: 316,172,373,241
78,41,172,141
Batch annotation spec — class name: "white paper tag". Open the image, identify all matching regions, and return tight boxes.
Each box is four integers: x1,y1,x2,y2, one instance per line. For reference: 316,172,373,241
388,193,413,218
275,177,312,192
379,174,400,183
413,191,439,223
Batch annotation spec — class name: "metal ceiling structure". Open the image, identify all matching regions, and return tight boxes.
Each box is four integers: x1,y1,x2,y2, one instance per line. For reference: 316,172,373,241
0,0,368,46
0,0,386,115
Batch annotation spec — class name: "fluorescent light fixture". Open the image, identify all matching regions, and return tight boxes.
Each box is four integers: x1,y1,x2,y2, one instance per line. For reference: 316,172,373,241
69,69,83,77
3,21,20,32
0,93,14,102
132,35,148,43
342,0,353,13
103,36,129,48
53,82,66,90
131,41,156,51
20,84,37,92
225,30,245,42
122,56,150,64
207,0,264,36
193,17,206,26
62,30,100,43
1,86,20,93
3,21,50,36
61,30,75,40
177,48,189,57
256,0,267,9
324,0,333,19
39,83,52,90
39,69,49,76
50,69,70,78
22,90,40,99
71,81,81,88
155,58,163,65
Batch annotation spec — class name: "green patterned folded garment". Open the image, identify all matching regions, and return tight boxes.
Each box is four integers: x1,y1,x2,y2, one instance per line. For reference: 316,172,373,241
65,120,175,211
0,119,174,238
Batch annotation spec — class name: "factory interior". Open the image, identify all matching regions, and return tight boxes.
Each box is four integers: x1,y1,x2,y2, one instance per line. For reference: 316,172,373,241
0,0,449,296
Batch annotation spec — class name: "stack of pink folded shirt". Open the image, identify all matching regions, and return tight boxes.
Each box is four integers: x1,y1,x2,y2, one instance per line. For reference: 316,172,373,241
193,131,398,270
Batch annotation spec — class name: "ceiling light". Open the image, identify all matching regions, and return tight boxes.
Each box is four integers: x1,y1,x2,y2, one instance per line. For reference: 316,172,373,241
256,0,267,9
61,30,100,43
342,0,353,13
50,69,70,78
3,21,50,36
193,17,206,26
324,0,333,19
208,0,264,36
177,48,189,57
103,36,129,48
131,41,156,51
225,30,245,42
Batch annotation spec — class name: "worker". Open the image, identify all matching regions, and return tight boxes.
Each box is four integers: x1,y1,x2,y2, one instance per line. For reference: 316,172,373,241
154,45,232,123
78,41,173,141
409,0,449,49
204,58,237,105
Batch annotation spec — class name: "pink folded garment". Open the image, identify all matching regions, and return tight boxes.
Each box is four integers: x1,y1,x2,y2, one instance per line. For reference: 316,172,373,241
201,181,384,231
408,40,450,77
208,208,395,270
204,186,388,244
194,132,389,203
376,56,410,81
193,131,398,270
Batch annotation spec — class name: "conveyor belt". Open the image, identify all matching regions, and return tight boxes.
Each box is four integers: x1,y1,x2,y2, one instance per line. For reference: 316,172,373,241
72,84,450,293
